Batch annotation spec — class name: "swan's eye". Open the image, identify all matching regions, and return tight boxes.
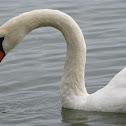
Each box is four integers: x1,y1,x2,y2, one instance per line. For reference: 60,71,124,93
0,37,5,62
0,37,4,42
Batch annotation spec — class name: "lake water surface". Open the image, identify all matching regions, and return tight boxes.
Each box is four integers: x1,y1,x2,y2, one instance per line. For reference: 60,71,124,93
0,0,126,126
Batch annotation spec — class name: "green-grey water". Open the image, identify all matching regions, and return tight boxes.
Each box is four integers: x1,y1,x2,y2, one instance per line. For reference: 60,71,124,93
0,0,126,125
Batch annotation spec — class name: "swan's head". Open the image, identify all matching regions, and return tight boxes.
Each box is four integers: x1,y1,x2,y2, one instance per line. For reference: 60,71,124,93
0,21,28,62
0,28,21,62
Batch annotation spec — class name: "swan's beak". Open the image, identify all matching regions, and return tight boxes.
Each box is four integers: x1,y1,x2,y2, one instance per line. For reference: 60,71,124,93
0,37,5,62
0,51,5,62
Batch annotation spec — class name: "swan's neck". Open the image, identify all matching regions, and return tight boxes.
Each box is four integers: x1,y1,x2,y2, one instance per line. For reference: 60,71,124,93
1,10,87,107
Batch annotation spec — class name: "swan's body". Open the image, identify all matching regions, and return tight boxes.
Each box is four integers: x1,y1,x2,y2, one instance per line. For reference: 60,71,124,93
0,9,126,113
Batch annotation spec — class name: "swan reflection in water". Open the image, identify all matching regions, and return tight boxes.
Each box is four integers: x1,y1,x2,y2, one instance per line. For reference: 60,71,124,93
61,108,126,126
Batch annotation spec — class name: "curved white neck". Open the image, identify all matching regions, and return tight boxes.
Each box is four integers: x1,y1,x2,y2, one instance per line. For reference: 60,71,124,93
1,9,87,99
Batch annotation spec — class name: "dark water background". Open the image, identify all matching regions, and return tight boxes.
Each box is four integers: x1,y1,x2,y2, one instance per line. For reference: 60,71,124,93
0,0,126,125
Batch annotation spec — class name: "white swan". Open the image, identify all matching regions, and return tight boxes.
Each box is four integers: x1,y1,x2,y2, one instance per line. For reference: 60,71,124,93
0,9,126,113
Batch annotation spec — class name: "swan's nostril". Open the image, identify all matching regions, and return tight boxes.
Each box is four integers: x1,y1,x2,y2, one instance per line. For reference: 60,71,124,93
0,51,5,62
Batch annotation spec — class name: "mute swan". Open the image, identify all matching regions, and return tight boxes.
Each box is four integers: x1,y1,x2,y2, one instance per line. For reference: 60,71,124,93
0,9,126,113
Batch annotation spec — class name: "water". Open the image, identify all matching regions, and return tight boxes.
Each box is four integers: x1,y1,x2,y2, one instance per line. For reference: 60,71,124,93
0,0,126,125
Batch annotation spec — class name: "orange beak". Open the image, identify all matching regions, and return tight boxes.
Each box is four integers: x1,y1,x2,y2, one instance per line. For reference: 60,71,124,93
0,51,5,62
